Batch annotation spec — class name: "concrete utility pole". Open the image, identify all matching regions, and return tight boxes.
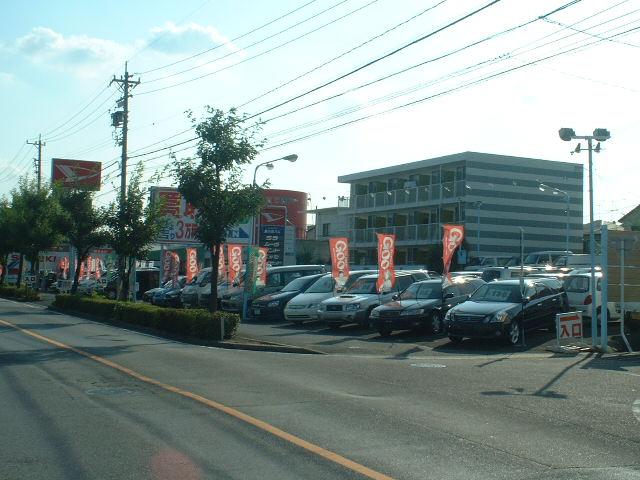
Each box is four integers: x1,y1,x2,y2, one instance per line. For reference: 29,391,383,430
110,62,140,300
26,134,45,190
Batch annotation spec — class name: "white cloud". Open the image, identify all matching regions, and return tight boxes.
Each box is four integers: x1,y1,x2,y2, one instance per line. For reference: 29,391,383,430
146,22,241,55
0,72,16,84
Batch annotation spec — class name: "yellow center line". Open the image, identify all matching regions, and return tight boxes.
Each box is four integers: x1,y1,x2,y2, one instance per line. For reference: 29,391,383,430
0,318,395,480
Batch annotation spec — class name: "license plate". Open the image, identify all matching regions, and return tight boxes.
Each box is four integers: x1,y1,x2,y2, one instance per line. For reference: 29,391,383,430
253,308,261,315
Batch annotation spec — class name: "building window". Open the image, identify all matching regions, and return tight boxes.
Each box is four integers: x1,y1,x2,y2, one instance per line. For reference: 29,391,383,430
322,223,330,236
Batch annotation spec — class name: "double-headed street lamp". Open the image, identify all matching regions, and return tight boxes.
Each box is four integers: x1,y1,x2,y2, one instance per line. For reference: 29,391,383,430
249,154,298,246
539,183,570,254
558,127,610,347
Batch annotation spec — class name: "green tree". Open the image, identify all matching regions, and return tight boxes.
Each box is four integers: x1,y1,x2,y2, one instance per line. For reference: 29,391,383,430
56,189,110,294
173,107,264,312
0,198,18,284
105,164,165,300
9,178,65,287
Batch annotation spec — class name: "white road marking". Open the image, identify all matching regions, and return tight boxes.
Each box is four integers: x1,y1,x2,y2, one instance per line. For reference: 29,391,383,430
0,298,46,309
410,363,446,368
633,400,640,423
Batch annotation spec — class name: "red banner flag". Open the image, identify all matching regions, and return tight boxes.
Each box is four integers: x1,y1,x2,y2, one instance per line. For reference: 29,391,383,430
442,224,465,276
257,247,268,287
227,244,243,284
329,237,350,289
170,252,180,287
217,246,227,282
186,248,198,284
376,233,396,293
162,250,172,283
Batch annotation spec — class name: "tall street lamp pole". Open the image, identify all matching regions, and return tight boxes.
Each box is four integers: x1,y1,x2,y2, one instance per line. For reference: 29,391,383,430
475,201,482,260
559,128,610,347
539,183,570,254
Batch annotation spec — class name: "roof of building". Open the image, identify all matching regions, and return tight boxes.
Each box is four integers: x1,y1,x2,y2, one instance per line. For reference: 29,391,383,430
337,151,579,183
619,204,640,224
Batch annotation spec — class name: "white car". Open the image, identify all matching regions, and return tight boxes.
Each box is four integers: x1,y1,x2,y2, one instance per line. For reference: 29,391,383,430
284,270,376,324
563,272,618,323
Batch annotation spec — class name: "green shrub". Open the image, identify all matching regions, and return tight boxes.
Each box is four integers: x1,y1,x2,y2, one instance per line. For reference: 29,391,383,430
0,285,40,301
53,294,240,340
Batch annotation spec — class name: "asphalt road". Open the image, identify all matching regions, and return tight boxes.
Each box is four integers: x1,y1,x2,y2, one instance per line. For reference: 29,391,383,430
1,298,639,480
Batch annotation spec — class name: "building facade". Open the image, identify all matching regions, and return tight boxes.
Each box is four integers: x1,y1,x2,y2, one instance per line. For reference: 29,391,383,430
336,152,584,265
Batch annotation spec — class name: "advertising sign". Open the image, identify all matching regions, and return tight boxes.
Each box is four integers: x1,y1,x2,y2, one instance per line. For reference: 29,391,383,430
556,311,583,340
442,224,465,276
227,244,243,284
260,225,285,266
329,237,350,289
376,233,396,293
257,247,268,287
170,252,180,287
51,158,102,190
151,187,199,244
186,248,198,284
218,247,227,282
162,250,172,283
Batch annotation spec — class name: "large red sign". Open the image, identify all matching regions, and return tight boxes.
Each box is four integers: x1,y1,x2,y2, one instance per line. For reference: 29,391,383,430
376,233,396,293
329,237,350,289
227,244,243,284
442,224,464,276
151,187,199,244
51,158,102,190
186,248,198,284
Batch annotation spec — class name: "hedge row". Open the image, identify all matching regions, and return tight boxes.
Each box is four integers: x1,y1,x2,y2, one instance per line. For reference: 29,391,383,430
0,285,40,301
53,294,239,340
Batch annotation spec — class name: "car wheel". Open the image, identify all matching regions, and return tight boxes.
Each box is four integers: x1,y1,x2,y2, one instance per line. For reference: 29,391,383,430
429,312,443,335
378,327,392,337
448,335,463,344
507,320,521,345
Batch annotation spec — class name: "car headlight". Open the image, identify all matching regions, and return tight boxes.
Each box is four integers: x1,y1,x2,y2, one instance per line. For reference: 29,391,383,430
444,310,453,321
307,303,317,310
401,308,425,316
267,300,280,308
370,309,380,317
490,311,510,323
345,303,360,311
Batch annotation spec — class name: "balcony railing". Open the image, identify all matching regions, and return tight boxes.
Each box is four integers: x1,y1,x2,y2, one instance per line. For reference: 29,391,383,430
352,180,465,210
352,223,441,243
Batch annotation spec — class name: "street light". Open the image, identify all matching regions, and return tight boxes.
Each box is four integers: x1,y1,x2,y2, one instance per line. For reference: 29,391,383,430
250,154,298,246
558,127,610,348
475,201,482,260
539,183,570,254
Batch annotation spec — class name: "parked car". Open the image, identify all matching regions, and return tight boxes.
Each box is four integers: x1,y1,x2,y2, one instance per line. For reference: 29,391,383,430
444,278,569,345
523,250,574,267
464,256,519,271
318,271,429,328
152,276,187,308
551,254,602,272
250,274,325,321
221,265,327,313
143,280,173,303
563,272,617,323
371,277,485,336
480,266,536,282
284,270,377,324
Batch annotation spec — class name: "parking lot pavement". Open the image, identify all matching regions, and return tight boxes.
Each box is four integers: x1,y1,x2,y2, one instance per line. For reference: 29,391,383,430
237,318,578,357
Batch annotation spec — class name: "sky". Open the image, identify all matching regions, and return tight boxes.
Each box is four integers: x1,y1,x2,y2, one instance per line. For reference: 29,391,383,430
1,0,639,223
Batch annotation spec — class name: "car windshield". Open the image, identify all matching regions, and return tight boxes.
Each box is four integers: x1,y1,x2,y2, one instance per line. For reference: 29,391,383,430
564,276,590,293
524,254,539,264
346,278,377,294
399,283,441,300
399,283,421,300
281,276,315,292
307,276,334,293
470,283,522,303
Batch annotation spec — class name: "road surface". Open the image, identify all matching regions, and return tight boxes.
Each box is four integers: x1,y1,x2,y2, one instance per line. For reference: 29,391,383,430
1,298,639,479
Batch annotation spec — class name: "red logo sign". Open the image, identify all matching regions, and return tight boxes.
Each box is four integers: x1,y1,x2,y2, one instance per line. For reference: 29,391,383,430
186,248,198,284
376,233,396,293
51,158,102,190
442,224,464,276
329,237,350,288
228,244,243,284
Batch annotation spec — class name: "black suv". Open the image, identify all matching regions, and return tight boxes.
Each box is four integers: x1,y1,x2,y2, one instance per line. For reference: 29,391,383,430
444,278,569,345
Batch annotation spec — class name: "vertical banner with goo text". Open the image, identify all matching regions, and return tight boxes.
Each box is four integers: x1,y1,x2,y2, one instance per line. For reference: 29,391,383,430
170,252,180,287
329,237,350,289
243,246,260,294
442,224,464,276
162,250,172,283
227,244,243,285
376,233,396,293
257,247,269,287
218,245,227,282
186,248,198,284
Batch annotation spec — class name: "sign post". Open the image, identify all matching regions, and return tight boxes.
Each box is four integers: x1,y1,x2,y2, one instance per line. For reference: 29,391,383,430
555,311,585,351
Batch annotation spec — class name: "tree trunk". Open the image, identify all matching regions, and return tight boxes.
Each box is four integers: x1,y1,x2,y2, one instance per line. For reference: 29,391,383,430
117,255,127,300
17,254,24,286
209,243,220,313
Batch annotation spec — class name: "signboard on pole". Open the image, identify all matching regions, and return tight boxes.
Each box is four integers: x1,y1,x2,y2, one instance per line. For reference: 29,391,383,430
150,186,199,244
555,311,584,349
260,225,285,266
51,158,102,190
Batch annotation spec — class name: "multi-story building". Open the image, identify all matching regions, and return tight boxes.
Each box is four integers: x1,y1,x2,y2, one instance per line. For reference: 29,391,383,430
335,151,584,265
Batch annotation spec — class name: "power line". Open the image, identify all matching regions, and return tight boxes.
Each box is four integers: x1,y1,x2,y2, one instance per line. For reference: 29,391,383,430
236,0,449,109
244,0,503,120
137,0,380,96
138,0,321,75
144,0,351,83
44,90,116,142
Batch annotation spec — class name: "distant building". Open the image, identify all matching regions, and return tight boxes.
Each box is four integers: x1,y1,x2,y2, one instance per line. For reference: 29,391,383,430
619,204,640,230
332,151,584,265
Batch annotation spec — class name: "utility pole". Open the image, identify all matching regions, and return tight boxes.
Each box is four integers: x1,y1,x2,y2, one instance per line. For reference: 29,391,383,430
110,62,140,300
26,134,45,189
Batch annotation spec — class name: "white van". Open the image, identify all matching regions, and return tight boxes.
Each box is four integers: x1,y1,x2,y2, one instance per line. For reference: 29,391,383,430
553,254,601,272
563,272,618,322
524,251,574,267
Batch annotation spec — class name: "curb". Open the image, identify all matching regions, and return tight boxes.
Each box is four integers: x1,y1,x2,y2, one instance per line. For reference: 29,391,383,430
47,306,324,355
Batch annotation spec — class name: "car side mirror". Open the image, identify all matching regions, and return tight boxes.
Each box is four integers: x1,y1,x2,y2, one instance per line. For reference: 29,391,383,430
392,294,399,300
444,292,455,299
